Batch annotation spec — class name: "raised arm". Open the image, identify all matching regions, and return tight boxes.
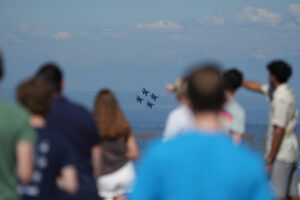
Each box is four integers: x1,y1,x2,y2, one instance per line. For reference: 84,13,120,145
16,141,34,184
242,81,264,94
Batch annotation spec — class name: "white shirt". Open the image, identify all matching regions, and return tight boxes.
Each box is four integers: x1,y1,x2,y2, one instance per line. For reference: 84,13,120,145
262,84,299,163
163,104,195,140
223,95,246,135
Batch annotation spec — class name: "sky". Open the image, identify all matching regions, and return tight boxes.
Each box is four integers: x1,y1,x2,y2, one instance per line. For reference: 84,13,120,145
0,0,300,123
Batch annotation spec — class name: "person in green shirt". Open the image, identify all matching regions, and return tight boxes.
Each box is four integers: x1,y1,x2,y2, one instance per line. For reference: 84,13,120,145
0,52,36,200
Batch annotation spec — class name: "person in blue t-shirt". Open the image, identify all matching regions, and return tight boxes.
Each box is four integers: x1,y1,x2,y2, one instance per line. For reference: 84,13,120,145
131,64,274,200
35,63,101,200
17,78,78,200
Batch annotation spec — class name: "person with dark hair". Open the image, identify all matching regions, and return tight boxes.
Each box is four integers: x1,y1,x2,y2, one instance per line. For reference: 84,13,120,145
221,69,246,144
243,60,299,200
17,78,78,200
35,63,102,200
94,89,139,200
0,52,36,200
131,63,273,200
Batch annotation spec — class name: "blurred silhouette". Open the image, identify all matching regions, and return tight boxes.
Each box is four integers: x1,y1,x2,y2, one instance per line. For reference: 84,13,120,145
131,63,274,200
35,63,101,200
17,78,78,200
163,78,195,140
222,69,246,144
243,60,299,200
0,52,36,200
94,89,139,200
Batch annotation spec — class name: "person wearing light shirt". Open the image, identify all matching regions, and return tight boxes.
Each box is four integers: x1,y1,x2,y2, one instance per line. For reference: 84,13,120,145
243,60,299,200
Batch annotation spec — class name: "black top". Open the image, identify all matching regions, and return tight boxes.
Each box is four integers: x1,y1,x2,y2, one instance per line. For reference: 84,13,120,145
101,134,129,175
46,96,101,200
20,128,77,200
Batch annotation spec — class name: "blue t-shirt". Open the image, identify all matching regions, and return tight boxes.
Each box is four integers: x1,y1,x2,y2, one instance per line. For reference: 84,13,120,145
46,97,100,200
19,128,77,200
131,131,274,200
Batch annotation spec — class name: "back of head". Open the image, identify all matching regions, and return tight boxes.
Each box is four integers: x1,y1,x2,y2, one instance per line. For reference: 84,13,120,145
0,52,4,81
17,78,53,116
267,60,292,83
94,89,131,139
36,63,63,94
187,63,225,113
223,69,243,92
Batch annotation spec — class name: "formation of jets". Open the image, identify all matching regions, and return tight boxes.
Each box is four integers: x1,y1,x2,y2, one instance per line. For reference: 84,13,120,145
136,88,158,109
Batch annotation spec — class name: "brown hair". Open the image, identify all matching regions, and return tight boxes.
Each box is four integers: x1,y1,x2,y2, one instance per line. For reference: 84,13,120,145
187,63,225,113
94,89,131,139
17,77,53,116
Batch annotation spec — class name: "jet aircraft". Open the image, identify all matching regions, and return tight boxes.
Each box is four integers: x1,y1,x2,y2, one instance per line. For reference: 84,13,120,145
150,93,158,101
142,88,150,96
136,95,144,104
146,101,154,109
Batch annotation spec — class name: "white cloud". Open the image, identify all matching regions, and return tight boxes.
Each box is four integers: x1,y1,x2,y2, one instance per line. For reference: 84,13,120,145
135,20,183,30
197,16,225,25
235,6,280,26
53,31,72,40
289,4,300,22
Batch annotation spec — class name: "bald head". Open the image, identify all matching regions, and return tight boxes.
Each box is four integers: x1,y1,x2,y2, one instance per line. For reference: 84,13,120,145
187,64,225,113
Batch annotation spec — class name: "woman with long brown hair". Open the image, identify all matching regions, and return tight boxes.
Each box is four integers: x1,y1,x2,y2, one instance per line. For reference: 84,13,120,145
94,89,139,200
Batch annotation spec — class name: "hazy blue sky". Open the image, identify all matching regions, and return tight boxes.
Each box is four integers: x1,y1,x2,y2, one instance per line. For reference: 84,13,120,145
0,0,300,122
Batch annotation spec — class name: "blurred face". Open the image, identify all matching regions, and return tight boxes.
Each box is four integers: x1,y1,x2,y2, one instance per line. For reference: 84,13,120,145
269,73,277,88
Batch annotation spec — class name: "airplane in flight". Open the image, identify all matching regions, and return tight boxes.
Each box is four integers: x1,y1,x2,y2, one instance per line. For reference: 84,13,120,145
142,88,150,96
146,101,154,109
150,93,158,101
136,95,144,104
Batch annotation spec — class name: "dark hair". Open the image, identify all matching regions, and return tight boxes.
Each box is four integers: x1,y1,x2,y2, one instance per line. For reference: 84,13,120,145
267,60,292,83
36,63,63,93
17,78,53,116
223,69,243,92
93,89,131,139
187,63,225,113
0,52,3,81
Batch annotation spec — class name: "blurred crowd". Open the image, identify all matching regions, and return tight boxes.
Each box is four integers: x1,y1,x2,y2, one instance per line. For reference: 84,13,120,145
0,51,298,200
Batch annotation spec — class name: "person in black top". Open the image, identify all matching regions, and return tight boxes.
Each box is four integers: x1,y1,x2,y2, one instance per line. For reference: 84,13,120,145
35,63,102,200
17,78,78,200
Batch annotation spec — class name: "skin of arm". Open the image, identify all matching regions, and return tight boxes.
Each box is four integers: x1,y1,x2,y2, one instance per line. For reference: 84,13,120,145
16,141,34,184
242,81,264,93
91,145,102,178
127,134,140,160
266,126,285,171
232,133,243,144
56,165,78,195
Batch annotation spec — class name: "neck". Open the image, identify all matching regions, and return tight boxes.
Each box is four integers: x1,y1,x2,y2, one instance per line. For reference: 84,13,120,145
30,115,46,128
194,111,220,132
274,82,284,89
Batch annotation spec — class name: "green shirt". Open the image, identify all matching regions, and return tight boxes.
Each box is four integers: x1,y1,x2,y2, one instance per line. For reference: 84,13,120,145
0,97,36,200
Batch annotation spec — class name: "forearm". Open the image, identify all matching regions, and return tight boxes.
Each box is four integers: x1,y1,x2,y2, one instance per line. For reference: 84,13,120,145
242,81,263,93
267,126,285,163
56,166,78,195
91,145,102,178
